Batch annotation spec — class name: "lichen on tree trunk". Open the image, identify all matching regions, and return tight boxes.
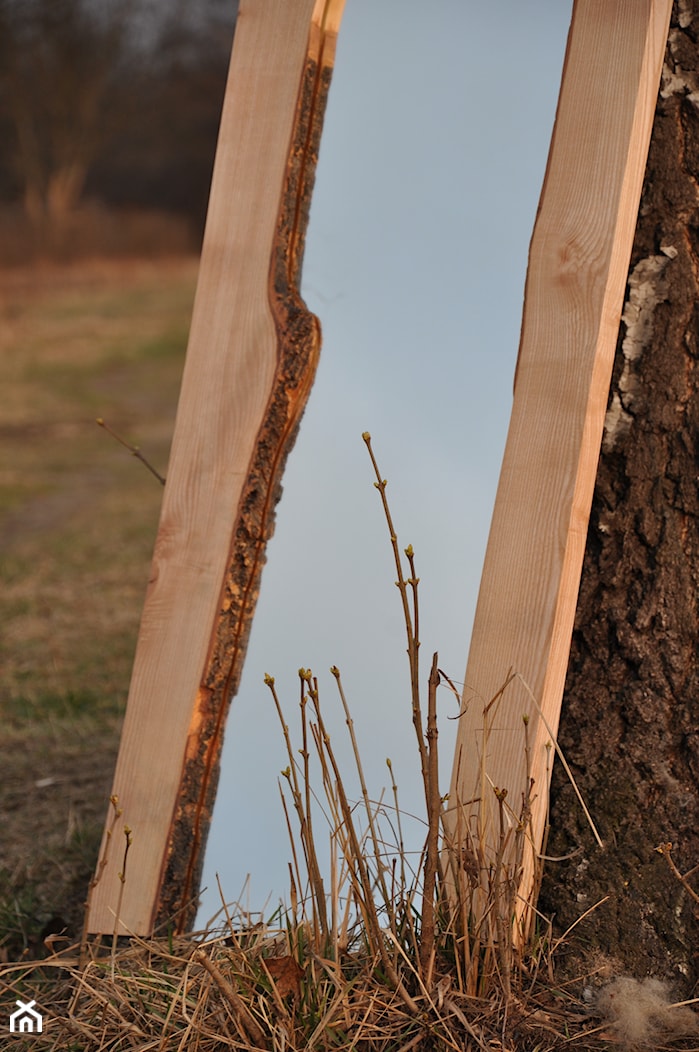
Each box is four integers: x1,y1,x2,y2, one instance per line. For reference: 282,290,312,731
540,1,699,991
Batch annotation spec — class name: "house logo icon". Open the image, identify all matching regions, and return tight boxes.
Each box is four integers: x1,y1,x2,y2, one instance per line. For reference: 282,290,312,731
9,999,43,1034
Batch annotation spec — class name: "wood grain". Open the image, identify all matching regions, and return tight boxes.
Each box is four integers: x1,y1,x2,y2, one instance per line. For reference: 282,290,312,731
446,0,672,937
87,0,345,936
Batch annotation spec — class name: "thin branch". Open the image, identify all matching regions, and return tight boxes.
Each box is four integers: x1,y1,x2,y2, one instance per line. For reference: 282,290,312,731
362,433,429,821
420,652,441,986
515,672,603,850
656,842,699,906
96,417,166,485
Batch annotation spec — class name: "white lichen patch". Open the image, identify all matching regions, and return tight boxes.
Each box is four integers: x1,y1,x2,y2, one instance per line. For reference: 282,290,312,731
661,32,699,104
661,62,687,99
620,255,669,361
603,254,671,451
678,0,693,29
602,392,632,452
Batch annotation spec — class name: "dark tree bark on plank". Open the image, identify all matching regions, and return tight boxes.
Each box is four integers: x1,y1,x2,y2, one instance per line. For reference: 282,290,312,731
540,1,699,992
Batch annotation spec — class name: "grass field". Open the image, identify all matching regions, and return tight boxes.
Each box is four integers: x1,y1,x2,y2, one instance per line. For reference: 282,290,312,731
0,258,198,954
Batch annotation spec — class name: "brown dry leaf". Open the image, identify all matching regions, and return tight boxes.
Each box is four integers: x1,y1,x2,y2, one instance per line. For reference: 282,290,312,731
265,955,304,999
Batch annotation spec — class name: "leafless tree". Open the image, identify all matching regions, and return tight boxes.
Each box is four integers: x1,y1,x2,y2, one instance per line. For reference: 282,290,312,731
0,0,236,248
0,0,128,242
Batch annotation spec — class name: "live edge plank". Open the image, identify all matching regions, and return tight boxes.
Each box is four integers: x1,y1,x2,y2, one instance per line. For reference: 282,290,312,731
87,0,345,936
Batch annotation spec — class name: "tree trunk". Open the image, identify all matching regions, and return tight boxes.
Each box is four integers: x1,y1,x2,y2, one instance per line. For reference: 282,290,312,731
540,0,699,992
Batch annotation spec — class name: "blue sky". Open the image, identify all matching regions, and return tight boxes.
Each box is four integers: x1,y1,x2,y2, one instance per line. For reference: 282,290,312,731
198,0,573,925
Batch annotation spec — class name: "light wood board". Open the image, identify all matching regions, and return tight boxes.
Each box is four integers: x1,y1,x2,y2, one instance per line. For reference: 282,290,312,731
87,0,346,936
446,0,672,935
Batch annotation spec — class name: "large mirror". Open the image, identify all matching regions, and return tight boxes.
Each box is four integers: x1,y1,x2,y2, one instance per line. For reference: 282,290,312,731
199,0,574,923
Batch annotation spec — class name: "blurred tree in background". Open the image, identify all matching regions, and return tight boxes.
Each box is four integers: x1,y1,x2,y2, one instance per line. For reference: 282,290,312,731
0,0,237,255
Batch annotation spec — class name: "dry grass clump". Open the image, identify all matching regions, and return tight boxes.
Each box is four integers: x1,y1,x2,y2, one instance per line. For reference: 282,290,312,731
0,932,524,1050
0,918,597,1051
3,925,699,1051
2,435,698,1050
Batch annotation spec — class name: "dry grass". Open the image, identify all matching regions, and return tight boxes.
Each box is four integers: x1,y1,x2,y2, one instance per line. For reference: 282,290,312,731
0,258,197,955
0,257,196,712
3,920,699,1050
0,923,594,1051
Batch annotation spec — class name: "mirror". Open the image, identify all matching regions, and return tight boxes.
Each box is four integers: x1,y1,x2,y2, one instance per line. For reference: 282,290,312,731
198,0,574,923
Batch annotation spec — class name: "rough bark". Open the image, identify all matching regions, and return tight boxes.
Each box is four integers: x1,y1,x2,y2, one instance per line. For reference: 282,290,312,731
540,0,699,993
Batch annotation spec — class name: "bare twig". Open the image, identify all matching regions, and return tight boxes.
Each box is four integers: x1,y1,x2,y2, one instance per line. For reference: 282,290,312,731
265,672,328,940
96,417,166,485
656,842,699,905
331,664,392,915
80,794,122,967
304,674,420,1016
111,824,132,978
420,652,441,986
515,673,603,849
194,948,266,1046
363,433,430,805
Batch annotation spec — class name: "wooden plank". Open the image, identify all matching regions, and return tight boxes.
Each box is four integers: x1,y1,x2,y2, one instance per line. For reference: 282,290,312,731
87,0,346,936
445,0,672,936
